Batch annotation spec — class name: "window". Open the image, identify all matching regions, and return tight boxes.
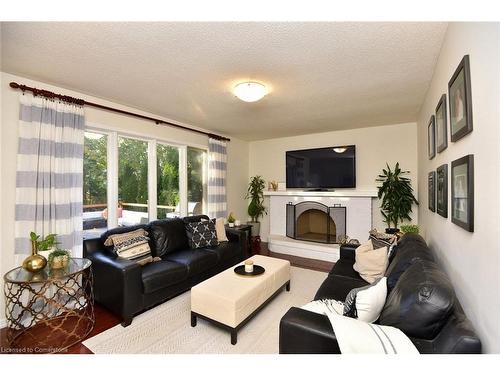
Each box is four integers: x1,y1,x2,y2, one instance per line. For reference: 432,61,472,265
187,147,207,216
83,131,108,237
157,144,180,219
118,136,149,226
82,128,208,231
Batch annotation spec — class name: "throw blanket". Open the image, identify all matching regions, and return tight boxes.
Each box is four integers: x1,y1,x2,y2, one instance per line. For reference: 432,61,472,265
301,301,418,354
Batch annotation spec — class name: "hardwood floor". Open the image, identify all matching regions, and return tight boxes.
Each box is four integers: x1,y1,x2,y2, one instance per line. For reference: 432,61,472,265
0,244,333,354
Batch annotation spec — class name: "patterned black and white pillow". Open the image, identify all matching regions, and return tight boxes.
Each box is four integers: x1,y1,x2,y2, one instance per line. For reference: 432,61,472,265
343,277,387,322
186,219,219,249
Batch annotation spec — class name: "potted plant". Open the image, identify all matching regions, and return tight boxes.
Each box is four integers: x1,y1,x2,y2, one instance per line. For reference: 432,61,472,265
48,249,70,270
227,212,236,227
400,224,420,235
246,176,267,237
376,163,419,234
22,232,61,272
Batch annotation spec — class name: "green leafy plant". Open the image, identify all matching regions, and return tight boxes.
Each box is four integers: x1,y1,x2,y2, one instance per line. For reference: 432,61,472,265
227,212,236,223
400,224,420,234
48,249,70,262
376,163,419,230
29,232,59,252
246,176,267,222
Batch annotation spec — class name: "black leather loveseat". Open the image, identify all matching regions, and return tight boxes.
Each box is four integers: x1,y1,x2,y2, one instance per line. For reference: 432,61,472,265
279,233,481,354
83,215,247,326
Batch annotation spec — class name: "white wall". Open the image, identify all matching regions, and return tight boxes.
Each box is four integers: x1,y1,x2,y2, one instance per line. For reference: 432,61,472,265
417,23,500,353
0,72,249,325
248,122,419,242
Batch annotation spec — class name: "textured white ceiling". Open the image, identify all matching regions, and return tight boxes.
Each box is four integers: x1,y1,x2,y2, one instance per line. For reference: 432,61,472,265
1,22,447,140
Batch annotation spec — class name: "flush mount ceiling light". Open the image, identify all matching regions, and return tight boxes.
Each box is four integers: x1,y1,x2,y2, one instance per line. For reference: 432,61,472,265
333,147,347,153
233,81,267,102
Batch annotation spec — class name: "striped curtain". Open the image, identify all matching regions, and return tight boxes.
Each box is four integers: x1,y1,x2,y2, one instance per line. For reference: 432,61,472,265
15,93,85,256
207,138,227,219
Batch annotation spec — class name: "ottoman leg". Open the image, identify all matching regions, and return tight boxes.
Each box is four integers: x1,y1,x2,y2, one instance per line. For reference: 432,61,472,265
286,280,291,292
231,329,237,345
191,312,197,327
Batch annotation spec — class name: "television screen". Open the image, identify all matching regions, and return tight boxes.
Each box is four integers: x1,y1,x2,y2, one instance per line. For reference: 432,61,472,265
286,145,356,189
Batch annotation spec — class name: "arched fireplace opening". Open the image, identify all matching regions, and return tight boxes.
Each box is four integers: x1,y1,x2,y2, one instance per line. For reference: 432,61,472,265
286,201,346,244
296,209,336,242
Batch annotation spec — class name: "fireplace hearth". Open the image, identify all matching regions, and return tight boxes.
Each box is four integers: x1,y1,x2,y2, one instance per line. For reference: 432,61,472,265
286,201,346,244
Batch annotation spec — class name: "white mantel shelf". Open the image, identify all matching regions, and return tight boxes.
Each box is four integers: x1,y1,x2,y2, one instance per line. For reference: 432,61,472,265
264,190,378,198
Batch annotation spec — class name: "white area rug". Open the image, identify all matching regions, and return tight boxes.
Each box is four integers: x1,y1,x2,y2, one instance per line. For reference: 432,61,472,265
83,266,327,354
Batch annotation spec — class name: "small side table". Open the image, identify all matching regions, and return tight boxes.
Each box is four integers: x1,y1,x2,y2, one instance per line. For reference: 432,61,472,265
226,224,253,257
3,258,95,353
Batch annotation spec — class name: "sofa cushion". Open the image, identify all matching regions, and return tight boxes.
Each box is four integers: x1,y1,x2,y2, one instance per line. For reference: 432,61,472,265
385,237,434,293
353,240,389,284
185,219,219,249
379,260,455,340
198,241,239,263
141,260,188,294
148,219,189,257
343,277,387,322
315,274,369,302
103,228,154,266
162,248,218,277
100,224,150,253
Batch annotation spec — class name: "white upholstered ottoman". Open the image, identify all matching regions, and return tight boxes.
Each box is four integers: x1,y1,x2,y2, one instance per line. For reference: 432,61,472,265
190,255,291,344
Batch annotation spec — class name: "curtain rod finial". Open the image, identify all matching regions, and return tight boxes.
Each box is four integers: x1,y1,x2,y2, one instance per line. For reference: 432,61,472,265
10,82,20,89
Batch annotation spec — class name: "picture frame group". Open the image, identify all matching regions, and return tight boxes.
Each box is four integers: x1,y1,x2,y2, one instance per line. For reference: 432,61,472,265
427,55,474,232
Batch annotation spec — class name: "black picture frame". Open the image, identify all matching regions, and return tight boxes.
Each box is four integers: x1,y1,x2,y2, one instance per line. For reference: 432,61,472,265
428,115,436,160
428,171,436,212
436,164,448,218
448,55,473,142
435,94,448,153
451,155,474,232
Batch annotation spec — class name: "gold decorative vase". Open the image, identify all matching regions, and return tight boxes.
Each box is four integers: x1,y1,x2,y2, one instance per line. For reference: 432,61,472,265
22,241,47,273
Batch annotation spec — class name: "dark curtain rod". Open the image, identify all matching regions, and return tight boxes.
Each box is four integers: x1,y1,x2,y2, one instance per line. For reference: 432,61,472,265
9,82,230,142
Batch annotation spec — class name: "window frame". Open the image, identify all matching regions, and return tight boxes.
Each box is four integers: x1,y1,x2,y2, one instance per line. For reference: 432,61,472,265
85,122,208,230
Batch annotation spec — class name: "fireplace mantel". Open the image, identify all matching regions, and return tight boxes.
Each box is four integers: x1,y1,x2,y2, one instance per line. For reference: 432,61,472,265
264,190,378,198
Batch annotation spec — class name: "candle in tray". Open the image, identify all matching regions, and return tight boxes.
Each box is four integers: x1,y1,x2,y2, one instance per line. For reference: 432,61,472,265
245,260,254,273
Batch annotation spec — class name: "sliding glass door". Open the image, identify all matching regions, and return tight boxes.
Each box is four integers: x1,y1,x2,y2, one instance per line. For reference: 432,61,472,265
157,143,180,219
187,147,207,216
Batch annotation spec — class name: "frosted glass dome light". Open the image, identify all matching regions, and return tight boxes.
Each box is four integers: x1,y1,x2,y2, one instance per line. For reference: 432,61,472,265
233,82,267,102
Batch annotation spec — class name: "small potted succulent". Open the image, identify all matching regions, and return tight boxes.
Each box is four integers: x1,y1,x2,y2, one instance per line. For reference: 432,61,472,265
227,212,236,227
48,249,70,270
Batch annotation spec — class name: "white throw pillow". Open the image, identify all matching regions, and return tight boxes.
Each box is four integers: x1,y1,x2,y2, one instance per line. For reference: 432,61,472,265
214,218,228,242
343,277,387,322
353,239,389,283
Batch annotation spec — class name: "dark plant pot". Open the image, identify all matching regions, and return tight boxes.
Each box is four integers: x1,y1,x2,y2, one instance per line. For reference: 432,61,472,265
385,228,399,235
247,221,261,237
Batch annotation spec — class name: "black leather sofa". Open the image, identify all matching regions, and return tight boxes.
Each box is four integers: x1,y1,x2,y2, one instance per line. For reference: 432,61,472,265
279,233,481,354
83,215,247,326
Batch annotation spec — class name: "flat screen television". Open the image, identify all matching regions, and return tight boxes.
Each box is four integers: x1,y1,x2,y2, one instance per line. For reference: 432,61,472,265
286,145,356,189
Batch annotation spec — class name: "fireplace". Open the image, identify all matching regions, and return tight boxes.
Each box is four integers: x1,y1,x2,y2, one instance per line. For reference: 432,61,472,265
286,201,346,244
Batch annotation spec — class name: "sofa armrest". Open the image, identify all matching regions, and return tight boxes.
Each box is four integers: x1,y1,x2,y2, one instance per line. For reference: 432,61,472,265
87,251,143,324
279,307,341,354
340,243,359,262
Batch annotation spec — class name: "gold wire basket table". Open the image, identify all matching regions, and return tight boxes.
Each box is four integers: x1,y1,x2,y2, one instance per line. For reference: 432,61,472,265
3,258,94,353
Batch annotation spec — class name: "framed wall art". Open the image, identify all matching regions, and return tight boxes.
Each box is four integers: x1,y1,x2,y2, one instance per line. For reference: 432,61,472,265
435,94,448,153
428,171,436,212
448,55,473,142
436,164,448,218
428,115,436,160
451,155,474,232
